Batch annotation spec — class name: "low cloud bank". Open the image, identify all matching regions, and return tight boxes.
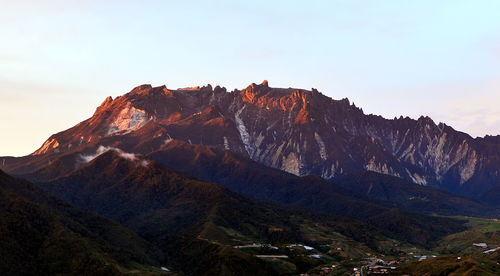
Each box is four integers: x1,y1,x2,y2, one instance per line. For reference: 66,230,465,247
79,146,149,166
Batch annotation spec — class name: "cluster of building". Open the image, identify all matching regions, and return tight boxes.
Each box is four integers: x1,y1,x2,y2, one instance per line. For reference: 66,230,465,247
287,243,315,250
472,242,500,254
233,243,278,249
361,258,398,274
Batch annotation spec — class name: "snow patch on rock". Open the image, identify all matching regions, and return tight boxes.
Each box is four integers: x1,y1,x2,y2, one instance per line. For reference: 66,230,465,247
255,133,265,148
282,152,301,175
314,132,327,160
223,136,230,150
365,156,402,179
235,106,254,156
365,156,390,174
406,169,427,185
106,105,149,136
459,151,477,184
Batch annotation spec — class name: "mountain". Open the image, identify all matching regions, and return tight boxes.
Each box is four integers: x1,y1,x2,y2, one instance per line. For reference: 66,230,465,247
334,171,499,217
0,170,166,276
37,148,397,275
480,186,500,207
147,140,498,217
28,141,466,247
2,81,497,274
2,81,498,198
146,140,468,245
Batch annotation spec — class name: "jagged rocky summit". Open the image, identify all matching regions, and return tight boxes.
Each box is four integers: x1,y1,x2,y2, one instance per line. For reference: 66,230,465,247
4,81,500,197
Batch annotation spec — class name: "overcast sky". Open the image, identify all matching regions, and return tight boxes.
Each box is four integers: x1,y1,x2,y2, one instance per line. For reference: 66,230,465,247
1,0,499,156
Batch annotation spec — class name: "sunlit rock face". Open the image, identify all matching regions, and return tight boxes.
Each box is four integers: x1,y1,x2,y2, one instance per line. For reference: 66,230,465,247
105,105,150,136
32,138,60,155
12,81,500,197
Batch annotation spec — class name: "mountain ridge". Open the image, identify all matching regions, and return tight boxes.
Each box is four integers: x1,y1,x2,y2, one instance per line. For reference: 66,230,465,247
36,149,407,275
2,81,499,198
27,141,468,246
0,169,166,276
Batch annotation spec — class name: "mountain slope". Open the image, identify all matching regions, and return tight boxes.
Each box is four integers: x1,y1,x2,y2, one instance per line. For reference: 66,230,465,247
22,141,467,246
392,256,499,276
145,140,467,245
480,185,500,207
3,81,498,198
334,171,499,217
0,170,165,276
37,149,394,275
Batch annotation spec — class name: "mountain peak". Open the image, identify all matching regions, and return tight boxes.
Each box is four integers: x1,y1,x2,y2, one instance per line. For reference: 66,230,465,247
14,81,499,198
178,84,213,92
244,80,272,91
127,84,173,97
417,115,435,126
95,96,114,114
102,96,113,105
130,84,153,93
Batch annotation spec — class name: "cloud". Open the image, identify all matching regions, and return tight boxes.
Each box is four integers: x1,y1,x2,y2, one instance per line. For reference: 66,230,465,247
79,145,149,166
79,145,110,163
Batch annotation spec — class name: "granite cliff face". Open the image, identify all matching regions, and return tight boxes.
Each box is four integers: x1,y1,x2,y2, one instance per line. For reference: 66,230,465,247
3,81,499,197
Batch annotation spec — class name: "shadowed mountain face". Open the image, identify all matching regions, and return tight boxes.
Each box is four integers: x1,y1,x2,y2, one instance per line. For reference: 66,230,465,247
146,141,470,244
37,150,398,275
480,186,500,207
334,171,499,217
147,141,497,218
31,143,466,247
2,81,498,198
0,170,165,276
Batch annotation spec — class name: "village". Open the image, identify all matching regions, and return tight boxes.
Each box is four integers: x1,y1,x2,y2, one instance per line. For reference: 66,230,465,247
228,238,500,275
232,241,408,275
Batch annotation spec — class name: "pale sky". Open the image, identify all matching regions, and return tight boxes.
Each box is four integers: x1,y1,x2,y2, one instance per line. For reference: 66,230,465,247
1,0,500,156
